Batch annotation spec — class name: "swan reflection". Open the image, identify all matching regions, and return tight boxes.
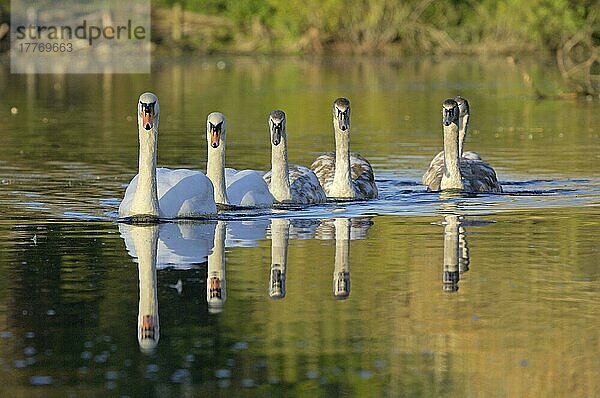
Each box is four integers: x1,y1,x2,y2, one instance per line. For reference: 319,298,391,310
441,212,470,292
207,221,227,313
268,218,290,299
122,224,160,354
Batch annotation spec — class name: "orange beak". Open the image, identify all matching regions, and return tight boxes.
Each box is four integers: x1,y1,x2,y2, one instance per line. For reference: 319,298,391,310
141,109,154,130
209,123,222,148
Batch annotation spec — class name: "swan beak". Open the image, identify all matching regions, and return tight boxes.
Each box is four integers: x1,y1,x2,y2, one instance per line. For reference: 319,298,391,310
141,315,156,340
210,122,222,148
271,124,281,146
209,276,222,299
140,102,156,130
337,112,349,131
443,109,454,126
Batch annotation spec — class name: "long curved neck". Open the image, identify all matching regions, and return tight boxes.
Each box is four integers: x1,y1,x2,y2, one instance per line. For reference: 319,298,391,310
134,225,159,350
207,142,229,205
441,123,463,190
132,124,160,217
207,221,226,311
458,114,469,157
331,126,354,197
270,135,292,202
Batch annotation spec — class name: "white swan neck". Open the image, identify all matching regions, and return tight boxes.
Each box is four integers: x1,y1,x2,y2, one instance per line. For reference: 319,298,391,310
270,136,292,202
441,123,463,190
331,127,354,197
131,124,160,217
207,144,229,205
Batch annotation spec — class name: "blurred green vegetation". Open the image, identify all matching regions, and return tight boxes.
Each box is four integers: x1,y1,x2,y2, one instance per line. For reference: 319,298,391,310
149,0,599,54
0,0,597,54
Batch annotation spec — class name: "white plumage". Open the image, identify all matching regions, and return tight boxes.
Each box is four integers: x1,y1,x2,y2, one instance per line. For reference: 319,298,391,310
205,112,273,208
119,92,217,220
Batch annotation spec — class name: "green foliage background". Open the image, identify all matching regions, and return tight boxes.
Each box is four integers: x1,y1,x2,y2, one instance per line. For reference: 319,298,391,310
151,0,599,53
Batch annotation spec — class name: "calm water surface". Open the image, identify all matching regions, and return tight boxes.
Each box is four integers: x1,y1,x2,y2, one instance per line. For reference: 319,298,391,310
0,55,599,397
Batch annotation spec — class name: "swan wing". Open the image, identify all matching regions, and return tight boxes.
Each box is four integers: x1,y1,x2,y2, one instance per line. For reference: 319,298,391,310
288,164,327,204
225,168,273,207
460,160,502,193
156,168,216,218
350,152,378,199
422,151,445,191
310,151,336,193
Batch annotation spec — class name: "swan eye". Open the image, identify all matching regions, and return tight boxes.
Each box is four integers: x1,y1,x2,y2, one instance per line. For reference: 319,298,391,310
139,101,156,117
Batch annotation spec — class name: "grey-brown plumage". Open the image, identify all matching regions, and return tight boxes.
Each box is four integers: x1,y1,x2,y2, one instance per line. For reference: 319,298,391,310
264,109,327,204
423,99,502,193
311,151,377,199
310,98,378,200
263,164,326,204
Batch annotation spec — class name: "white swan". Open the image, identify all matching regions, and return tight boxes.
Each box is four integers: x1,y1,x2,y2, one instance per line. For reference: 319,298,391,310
205,112,273,208
310,98,378,200
422,99,502,193
263,110,327,204
119,92,216,221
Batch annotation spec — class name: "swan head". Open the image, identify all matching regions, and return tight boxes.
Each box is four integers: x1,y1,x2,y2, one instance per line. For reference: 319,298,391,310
138,92,159,131
269,109,286,146
332,97,350,132
442,98,459,127
138,314,159,353
207,112,226,149
207,276,225,313
454,96,469,117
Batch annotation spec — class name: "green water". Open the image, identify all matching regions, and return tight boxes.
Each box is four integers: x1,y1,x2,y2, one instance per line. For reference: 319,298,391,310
0,55,599,397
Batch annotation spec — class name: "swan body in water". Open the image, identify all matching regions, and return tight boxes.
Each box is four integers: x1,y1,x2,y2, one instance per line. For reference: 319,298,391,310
205,112,273,208
422,98,502,193
310,98,378,200
263,110,327,204
119,92,217,220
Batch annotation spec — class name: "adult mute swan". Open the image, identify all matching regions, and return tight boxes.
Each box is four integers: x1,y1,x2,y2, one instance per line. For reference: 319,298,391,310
205,112,273,208
119,92,217,221
422,99,502,193
310,98,378,200
263,110,327,204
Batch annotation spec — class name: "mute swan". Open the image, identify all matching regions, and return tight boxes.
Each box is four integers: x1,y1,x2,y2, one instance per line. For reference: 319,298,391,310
205,112,273,208
428,95,481,167
263,110,327,204
119,92,217,221
422,99,502,193
310,98,378,200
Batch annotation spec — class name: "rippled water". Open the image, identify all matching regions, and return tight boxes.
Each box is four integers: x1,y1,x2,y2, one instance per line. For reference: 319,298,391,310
0,55,599,396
